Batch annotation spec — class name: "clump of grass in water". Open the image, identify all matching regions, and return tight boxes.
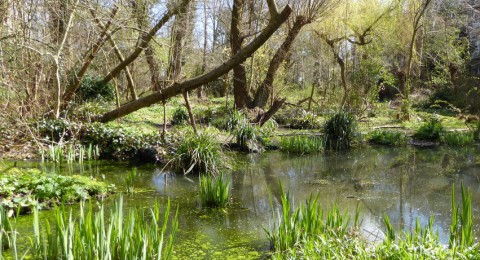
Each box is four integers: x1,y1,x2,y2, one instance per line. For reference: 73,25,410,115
442,131,474,146
124,168,137,193
412,117,445,142
41,143,100,163
199,174,231,208
279,135,323,154
171,132,226,175
323,111,358,151
450,184,474,249
27,196,178,259
266,183,480,259
368,130,406,146
265,184,359,257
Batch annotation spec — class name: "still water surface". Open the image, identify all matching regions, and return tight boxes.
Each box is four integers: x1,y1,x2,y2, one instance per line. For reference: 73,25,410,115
8,146,480,258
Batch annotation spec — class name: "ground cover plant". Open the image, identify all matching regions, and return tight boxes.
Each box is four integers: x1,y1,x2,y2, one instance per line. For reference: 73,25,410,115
0,168,113,213
0,196,178,259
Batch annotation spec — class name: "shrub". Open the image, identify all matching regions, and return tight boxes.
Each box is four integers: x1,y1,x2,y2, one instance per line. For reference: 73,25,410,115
280,135,323,154
171,107,189,125
412,117,445,142
323,111,358,151
199,174,231,208
0,168,114,213
443,131,474,146
368,130,406,146
171,132,225,175
76,75,115,102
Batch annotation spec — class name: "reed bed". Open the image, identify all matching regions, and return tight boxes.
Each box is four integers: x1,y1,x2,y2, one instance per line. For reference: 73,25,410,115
1,196,178,260
279,135,323,154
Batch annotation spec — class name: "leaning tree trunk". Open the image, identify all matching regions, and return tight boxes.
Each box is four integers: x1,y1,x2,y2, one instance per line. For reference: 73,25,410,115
252,16,308,108
95,4,292,123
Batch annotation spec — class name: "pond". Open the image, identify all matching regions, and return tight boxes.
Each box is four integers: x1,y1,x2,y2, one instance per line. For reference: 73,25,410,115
5,146,480,259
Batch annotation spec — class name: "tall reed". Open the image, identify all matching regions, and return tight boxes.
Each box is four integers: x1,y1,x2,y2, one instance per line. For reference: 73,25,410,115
199,174,231,208
28,196,178,259
279,135,323,154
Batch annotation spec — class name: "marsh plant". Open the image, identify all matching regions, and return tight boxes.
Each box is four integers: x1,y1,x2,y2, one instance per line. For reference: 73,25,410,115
368,130,406,146
412,117,445,142
442,131,475,146
199,174,231,208
279,136,323,154
323,111,358,151
41,143,100,163
265,184,359,257
124,168,137,193
171,132,226,175
266,184,479,259
1,196,178,259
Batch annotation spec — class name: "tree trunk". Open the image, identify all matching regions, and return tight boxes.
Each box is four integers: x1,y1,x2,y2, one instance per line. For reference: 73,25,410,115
449,63,458,94
253,16,308,108
230,0,251,109
183,90,198,134
96,4,292,123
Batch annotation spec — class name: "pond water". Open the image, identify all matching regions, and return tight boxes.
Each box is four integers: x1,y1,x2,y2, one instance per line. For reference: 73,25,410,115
5,146,480,259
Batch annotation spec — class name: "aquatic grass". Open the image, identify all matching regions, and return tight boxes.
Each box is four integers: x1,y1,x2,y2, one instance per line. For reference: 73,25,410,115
442,131,474,146
170,132,226,175
450,184,474,249
199,174,231,208
368,130,406,146
279,135,323,154
412,117,445,142
323,111,358,151
41,143,101,163
25,196,178,259
265,184,355,256
266,184,480,259
124,168,137,193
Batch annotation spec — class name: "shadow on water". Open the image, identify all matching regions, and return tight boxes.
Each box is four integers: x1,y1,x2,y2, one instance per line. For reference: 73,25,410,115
4,146,480,258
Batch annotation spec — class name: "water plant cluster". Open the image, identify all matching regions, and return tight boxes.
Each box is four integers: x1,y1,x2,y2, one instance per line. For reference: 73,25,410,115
171,131,226,175
323,111,358,151
266,184,479,259
279,135,323,154
40,143,100,163
0,168,113,213
199,174,231,208
0,197,177,259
